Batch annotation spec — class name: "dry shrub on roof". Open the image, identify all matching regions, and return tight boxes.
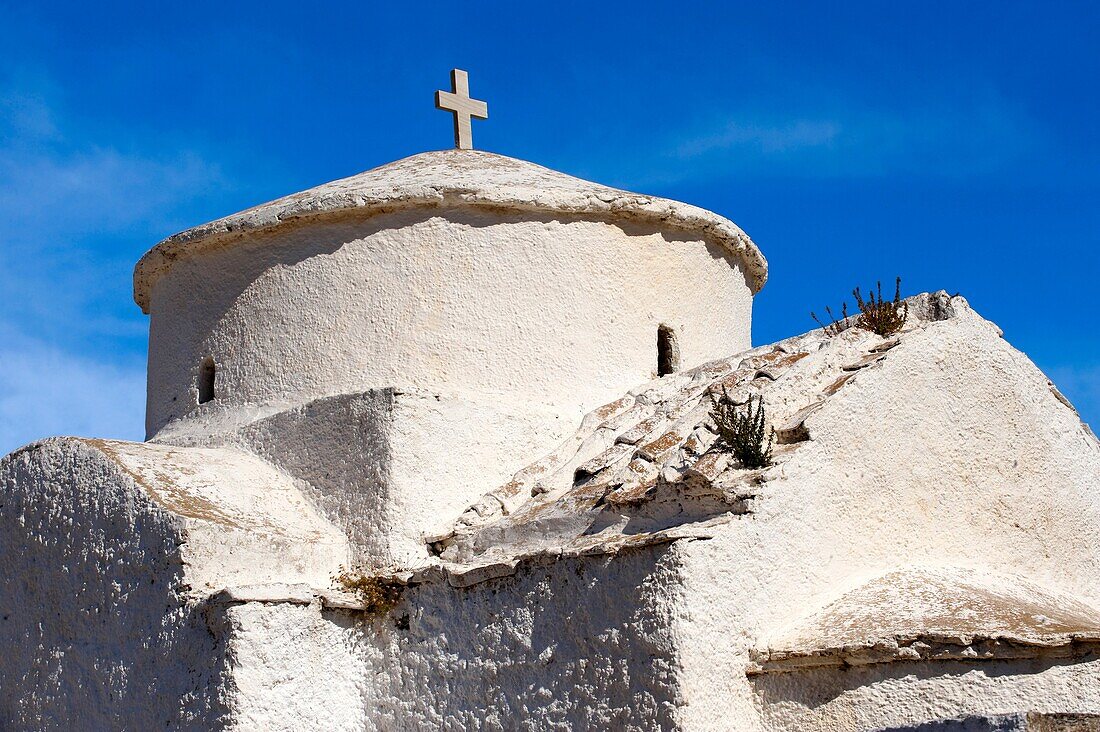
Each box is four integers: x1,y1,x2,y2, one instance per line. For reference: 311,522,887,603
711,392,774,469
812,277,908,337
811,302,852,337
853,277,908,336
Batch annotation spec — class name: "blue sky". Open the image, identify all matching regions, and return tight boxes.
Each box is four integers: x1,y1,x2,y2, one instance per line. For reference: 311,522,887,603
1,1,1097,454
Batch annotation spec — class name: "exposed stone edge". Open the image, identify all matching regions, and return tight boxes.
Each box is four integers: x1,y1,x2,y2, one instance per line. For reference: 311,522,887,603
209,531,710,607
132,183,767,313
436,296,953,548
870,712,1100,732
210,583,318,605
746,631,1100,675
209,584,382,610
437,523,710,588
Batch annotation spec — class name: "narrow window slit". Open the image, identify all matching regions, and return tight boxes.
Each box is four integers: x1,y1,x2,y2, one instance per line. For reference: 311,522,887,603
198,357,216,404
657,325,680,377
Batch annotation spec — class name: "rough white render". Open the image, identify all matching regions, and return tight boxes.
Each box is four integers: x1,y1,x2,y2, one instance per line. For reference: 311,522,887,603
6,292,1098,730
0,437,348,729
211,550,684,731
141,150,763,442
144,208,753,442
160,387,575,565
751,567,1100,672
132,149,767,313
670,299,1100,731
423,294,1100,730
138,153,758,566
3,149,1099,731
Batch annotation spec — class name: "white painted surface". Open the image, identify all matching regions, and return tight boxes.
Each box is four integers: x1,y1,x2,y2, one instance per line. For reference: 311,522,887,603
210,551,685,731
671,299,1100,730
6,287,1100,730
753,566,1100,670
144,207,753,439
3,135,1098,730
224,388,573,564
753,659,1100,731
0,437,346,729
140,181,755,568
137,149,758,570
400,295,1100,730
133,149,766,311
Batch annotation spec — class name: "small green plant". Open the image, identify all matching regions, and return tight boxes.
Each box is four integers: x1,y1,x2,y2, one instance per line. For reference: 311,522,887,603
853,277,908,336
334,568,404,616
711,392,774,469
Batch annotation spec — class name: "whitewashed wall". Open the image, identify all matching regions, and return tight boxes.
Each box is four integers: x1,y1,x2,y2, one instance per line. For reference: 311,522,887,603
144,207,753,439
671,302,1100,730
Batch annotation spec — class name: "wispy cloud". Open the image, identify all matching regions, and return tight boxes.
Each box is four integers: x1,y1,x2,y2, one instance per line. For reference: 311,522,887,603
0,329,146,455
0,87,60,141
604,90,1043,189
0,78,226,453
0,100,225,241
675,119,841,159
0,82,226,320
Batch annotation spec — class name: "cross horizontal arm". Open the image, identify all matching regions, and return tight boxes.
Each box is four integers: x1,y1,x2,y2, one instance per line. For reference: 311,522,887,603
435,91,488,119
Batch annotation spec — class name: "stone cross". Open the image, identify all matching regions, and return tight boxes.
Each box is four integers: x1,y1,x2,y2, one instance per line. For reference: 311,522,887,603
435,69,488,150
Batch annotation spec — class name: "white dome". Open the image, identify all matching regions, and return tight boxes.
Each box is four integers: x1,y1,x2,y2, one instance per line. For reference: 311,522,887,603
133,149,767,312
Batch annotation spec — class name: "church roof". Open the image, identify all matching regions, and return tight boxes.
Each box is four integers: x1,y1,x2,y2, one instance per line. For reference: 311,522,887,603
429,293,961,586
425,292,1097,589
132,149,767,312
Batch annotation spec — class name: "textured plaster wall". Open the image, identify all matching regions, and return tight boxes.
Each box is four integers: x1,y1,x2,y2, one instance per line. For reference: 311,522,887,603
145,207,752,440
208,602,363,731
0,437,351,730
211,550,685,731
194,300,1100,732
228,389,571,564
0,439,222,730
0,435,688,730
11,290,1100,730
668,303,1100,730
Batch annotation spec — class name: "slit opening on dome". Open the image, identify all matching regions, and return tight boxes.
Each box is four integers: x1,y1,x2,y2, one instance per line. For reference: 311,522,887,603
657,324,680,377
198,357,216,404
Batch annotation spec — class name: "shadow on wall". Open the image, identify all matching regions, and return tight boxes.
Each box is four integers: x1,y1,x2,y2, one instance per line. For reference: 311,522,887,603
0,439,228,729
149,204,743,429
317,546,686,729
164,205,735,353
875,711,1100,732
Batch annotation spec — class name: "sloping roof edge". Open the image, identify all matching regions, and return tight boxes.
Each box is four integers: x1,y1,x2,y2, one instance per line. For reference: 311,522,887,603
132,149,768,313
748,567,1100,674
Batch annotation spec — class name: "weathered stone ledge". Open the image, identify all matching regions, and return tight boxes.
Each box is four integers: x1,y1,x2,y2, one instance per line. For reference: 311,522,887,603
748,631,1100,675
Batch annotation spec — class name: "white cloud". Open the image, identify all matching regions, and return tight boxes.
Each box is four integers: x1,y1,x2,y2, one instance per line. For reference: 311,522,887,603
0,140,224,240
653,91,1040,183
0,331,145,456
0,87,59,141
0,80,224,452
675,119,840,158
0,75,229,256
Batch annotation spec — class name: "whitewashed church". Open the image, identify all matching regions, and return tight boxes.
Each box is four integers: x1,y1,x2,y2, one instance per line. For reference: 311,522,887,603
3,71,1100,731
